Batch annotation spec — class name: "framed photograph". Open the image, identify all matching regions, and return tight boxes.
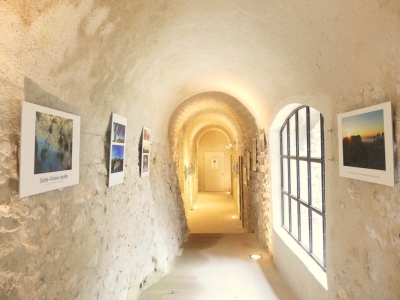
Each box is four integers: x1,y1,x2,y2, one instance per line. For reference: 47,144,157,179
259,130,266,152
108,113,127,187
338,101,394,186
142,154,149,173
246,152,251,181
141,126,151,177
20,102,80,197
257,130,266,173
252,138,257,171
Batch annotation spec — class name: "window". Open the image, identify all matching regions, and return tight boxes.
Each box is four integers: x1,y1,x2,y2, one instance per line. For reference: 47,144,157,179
280,106,326,269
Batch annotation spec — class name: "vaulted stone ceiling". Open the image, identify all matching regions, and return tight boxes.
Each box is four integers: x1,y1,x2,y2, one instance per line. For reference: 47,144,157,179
3,0,399,141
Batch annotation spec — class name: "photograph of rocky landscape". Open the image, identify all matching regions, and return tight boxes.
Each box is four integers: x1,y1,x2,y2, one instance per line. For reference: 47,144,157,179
341,109,386,170
111,144,124,173
34,112,73,174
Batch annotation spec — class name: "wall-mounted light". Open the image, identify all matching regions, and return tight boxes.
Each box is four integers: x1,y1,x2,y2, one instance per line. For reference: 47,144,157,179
226,142,237,149
249,254,262,260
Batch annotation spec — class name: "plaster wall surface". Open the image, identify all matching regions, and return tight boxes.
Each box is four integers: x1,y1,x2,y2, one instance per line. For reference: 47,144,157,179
1,0,400,299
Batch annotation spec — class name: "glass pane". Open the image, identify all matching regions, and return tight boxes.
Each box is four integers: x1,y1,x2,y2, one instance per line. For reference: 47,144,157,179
312,212,324,263
282,158,288,192
300,204,310,249
281,125,287,155
299,160,308,203
283,194,289,228
289,116,297,155
310,108,322,158
290,159,297,196
291,199,298,238
311,162,323,211
298,108,307,157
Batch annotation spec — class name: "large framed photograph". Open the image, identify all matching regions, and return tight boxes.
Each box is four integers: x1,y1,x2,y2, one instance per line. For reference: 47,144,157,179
338,101,394,186
20,102,80,197
141,127,151,177
109,113,127,187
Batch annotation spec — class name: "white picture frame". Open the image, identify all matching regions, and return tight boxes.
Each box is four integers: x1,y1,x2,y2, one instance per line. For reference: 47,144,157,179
252,138,257,171
108,113,127,187
20,102,80,197
246,152,251,181
338,101,394,187
141,127,151,177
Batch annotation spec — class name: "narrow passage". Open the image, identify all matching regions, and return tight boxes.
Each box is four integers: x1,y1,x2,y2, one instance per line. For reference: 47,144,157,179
138,234,297,300
138,193,298,300
187,192,244,233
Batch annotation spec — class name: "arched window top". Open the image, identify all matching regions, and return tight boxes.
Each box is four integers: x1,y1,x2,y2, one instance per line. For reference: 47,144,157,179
280,106,324,160
280,105,326,269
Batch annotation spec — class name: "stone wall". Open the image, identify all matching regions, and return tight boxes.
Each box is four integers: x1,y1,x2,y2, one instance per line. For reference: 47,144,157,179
0,81,188,300
327,94,400,300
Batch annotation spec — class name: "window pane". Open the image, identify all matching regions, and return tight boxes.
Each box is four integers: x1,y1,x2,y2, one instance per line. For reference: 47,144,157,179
312,212,324,263
310,108,321,158
280,106,325,269
299,160,308,203
283,194,289,228
311,162,323,211
282,158,288,192
298,108,307,157
300,204,310,249
291,198,298,238
289,116,297,155
290,159,297,196
281,125,287,155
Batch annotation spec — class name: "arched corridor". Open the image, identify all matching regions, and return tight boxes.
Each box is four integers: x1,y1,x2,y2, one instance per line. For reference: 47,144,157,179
1,1,400,299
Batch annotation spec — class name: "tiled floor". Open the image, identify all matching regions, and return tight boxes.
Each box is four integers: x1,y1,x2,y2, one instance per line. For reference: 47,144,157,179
138,193,297,300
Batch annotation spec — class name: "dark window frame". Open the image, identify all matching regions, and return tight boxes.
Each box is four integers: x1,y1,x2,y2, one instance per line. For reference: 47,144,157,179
280,106,326,270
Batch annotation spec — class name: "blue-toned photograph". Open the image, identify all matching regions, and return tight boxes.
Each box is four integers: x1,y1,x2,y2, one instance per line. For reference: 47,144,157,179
113,122,126,143
111,144,124,173
34,112,73,174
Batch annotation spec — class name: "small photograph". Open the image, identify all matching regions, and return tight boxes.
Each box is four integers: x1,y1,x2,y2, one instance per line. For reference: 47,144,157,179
143,128,151,141
34,112,73,174
342,109,385,170
111,144,124,173
259,154,265,166
112,122,126,143
143,140,150,154
259,131,266,152
142,154,149,172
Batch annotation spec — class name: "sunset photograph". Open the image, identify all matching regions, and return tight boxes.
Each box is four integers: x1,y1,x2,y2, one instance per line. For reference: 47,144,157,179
341,109,385,170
